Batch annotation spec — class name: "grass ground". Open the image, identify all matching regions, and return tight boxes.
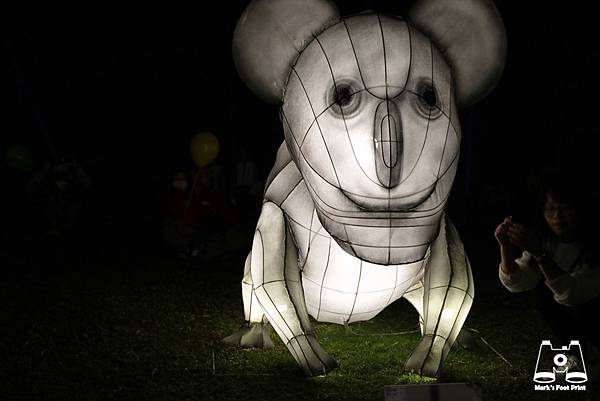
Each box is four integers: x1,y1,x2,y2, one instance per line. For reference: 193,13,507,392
1,213,598,401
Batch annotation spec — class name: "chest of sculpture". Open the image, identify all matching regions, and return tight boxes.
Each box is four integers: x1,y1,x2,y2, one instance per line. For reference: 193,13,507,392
276,172,429,324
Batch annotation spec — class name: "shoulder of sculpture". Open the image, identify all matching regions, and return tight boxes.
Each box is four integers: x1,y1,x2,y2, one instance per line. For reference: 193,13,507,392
264,142,294,188
263,144,308,210
264,174,311,210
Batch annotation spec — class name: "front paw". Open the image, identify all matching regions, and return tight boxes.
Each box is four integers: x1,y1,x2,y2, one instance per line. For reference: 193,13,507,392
404,334,442,378
288,334,338,376
222,322,274,349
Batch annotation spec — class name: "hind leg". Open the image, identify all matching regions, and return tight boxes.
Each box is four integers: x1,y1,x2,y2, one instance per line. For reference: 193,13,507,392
222,252,274,348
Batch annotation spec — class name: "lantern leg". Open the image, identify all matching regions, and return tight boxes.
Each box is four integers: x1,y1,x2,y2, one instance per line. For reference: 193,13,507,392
252,201,337,376
222,252,274,349
404,216,474,378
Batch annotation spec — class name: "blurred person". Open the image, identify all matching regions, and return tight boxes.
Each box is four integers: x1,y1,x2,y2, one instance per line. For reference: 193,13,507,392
186,167,235,261
27,154,92,235
160,167,234,262
160,171,197,259
233,147,262,227
494,171,600,379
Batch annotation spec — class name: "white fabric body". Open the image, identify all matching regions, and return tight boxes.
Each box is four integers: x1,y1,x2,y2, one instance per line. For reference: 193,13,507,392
224,5,501,377
284,175,428,324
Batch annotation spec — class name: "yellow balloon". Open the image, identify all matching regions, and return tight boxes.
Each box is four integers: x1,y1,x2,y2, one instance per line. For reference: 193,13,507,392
190,131,219,167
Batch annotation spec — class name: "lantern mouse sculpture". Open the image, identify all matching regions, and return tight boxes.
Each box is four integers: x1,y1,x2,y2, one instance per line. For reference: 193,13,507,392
224,0,506,377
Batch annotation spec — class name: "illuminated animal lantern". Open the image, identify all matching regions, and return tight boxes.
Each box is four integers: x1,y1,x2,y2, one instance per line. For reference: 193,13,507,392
224,0,506,377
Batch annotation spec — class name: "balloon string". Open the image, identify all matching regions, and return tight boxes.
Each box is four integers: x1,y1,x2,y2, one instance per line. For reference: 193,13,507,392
343,320,420,336
184,169,200,217
464,328,512,367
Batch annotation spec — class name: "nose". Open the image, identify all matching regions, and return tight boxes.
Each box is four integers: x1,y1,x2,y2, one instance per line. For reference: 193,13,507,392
545,208,561,221
373,100,402,188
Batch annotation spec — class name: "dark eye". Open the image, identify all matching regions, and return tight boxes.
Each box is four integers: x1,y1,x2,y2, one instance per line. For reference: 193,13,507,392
422,86,437,107
414,81,442,119
334,85,354,107
328,81,361,117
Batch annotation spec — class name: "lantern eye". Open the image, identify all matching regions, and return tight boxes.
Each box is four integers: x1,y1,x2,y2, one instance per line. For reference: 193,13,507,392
328,81,361,117
335,84,354,106
414,80,442,119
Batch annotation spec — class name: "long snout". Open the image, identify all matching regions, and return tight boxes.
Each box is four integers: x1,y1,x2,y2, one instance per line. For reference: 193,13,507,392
373,100,402,188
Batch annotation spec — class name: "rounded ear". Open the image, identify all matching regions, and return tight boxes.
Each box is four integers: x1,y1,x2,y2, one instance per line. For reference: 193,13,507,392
232,0,340,104
408,0,507,108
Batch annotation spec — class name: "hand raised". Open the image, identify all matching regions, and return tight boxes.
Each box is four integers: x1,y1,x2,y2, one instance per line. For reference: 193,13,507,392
494,216,513,248
506,222,543,255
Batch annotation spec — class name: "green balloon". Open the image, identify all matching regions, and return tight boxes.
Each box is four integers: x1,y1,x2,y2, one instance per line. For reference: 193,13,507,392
4,145,33,171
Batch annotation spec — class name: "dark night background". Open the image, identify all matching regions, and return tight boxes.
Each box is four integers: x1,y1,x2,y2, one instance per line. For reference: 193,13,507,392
3,0,598,194
1,0,599,399
4,0,598,265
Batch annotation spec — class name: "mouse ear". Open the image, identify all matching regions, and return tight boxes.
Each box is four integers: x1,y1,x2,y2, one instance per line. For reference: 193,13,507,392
408,0,507,108
232,0,340,104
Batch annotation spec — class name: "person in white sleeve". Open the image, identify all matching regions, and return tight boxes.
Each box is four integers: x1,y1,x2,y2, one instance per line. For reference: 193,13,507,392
494,172,600,378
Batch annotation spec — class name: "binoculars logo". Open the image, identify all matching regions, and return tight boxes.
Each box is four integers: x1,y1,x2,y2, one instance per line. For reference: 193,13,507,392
534,340,588,383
